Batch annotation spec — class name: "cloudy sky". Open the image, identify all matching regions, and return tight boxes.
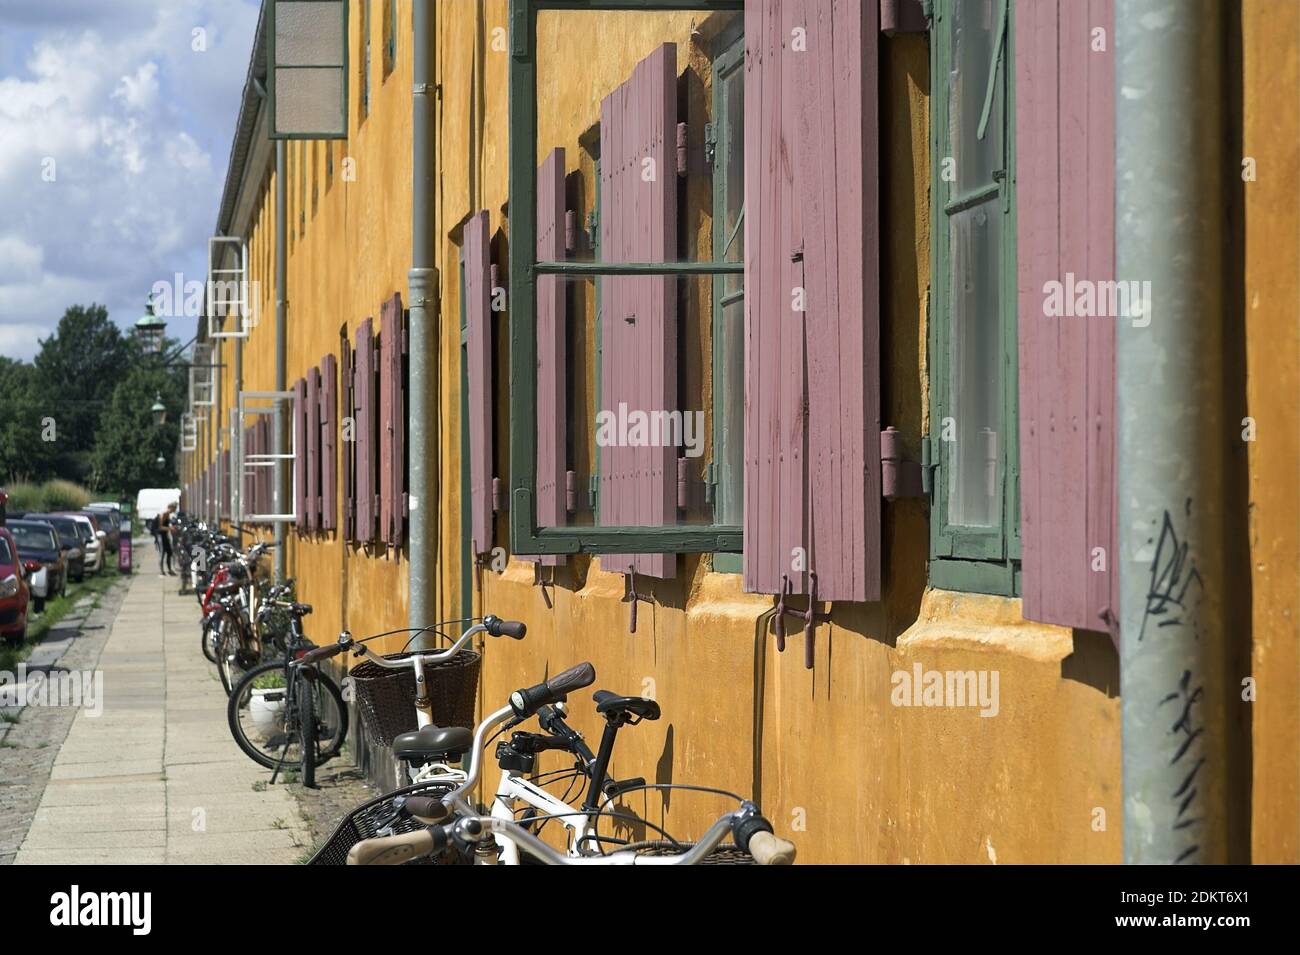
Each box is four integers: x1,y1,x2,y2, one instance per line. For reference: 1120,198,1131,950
0,0,260,359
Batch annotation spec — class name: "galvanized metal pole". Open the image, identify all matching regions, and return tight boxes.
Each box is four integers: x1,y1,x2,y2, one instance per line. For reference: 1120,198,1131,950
1116,0,1230,864
274,139,287,578
408,0,437,638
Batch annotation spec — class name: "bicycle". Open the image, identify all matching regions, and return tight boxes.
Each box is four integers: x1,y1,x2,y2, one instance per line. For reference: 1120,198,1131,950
343,662,797,865
210,542,273,694
226,595,348,788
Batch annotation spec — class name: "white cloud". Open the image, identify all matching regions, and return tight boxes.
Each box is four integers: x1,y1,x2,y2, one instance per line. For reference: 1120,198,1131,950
0,0,261,360
113,61,160,111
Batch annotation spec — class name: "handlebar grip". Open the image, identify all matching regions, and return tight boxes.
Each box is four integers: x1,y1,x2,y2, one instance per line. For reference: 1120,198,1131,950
747,830,797,866
403,797,451,822
346,828,444,865
297,641,348,665
509,662,596,718
492,619,527,639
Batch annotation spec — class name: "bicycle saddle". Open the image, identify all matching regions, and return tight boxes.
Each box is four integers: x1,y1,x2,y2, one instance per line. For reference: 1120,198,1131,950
592,690,661,721
392,725,474,762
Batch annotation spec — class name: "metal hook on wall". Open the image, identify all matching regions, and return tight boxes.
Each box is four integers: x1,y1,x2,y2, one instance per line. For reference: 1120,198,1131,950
622,565,652,633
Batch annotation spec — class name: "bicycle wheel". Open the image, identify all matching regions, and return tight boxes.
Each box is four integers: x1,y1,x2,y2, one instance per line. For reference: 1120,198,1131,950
298,678,317,788
227,663,348,771
200,617,219,664
216,613,257,695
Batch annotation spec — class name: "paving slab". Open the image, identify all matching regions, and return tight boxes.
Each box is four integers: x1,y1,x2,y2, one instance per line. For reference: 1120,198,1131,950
10,570,312,865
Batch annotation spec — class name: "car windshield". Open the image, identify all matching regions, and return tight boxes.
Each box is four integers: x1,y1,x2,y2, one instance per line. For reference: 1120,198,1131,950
0,538,12,564
9,524,57,552
72,521,94,542
42,519,80,547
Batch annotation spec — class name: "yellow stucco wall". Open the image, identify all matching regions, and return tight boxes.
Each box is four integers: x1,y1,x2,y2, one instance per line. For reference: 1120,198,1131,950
1242,0,1300,865
182,2,1298,865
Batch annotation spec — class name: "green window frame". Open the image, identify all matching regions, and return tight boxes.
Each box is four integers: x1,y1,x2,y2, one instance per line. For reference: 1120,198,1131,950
507,0,744,560
265,0,350,141
709,17,744,574
928,0,1020,595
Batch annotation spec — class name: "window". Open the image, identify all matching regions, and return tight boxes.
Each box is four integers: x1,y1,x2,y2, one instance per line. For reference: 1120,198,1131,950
929,0,1019,594
710,17,744,572
506,1,745,565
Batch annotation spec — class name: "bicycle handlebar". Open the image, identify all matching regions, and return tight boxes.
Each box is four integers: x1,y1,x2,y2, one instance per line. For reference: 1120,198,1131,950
294,615,525,670
508,662,596,720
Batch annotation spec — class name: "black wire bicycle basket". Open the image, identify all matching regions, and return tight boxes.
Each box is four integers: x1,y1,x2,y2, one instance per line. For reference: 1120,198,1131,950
348,648,481,746
308,782,466,866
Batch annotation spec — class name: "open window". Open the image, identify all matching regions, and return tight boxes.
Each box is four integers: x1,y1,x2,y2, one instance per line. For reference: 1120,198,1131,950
506,1,746,570
238,390,300,524
267,0,349,140
506,0,882,606
928,0,1019,594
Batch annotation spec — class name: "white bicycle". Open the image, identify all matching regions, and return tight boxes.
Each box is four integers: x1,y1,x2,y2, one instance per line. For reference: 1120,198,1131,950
336,660,798,866
304,620,658,864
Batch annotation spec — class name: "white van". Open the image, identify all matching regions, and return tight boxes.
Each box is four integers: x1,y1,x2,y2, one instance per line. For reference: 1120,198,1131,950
136,488,181,522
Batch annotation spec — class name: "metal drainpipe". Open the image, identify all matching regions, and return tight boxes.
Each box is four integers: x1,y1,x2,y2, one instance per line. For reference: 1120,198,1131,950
274,140,287,579
408,0,437,640
214,332,222,527
235,306,244,530
1116,0,1230,864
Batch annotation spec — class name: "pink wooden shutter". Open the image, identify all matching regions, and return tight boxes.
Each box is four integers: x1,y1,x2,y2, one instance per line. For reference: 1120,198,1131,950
355,317,376,542
307,365,321,532
294,378,308,530
1016,0,1117,636
341,339,354,539
465,210,494,556
533,148,567,566
379,292,405,547
321,353,338,531
395,301,408,543
742,0,881,603
261,416,272,518
599,43,677,579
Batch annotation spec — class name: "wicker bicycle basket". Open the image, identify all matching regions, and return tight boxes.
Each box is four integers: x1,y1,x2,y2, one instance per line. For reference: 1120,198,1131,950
348,648,481,747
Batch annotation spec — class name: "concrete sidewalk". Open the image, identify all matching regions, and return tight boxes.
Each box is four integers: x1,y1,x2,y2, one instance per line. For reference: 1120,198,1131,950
14,567,312,864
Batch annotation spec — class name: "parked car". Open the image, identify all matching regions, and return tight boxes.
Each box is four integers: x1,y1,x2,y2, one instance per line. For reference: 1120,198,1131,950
85,504,123,552
59,513,103,574
6,519,66,613
27,515,85,583
0,527,31,645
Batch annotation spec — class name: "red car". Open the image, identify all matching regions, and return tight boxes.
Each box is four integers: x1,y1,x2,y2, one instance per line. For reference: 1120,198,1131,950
0,526,32,645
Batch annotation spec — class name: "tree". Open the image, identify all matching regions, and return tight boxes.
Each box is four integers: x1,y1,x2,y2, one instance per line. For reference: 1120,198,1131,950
32,304,137,481
0,358,61,482
90,360,186,495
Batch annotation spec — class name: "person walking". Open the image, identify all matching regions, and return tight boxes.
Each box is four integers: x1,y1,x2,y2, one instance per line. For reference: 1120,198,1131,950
158,504,176,576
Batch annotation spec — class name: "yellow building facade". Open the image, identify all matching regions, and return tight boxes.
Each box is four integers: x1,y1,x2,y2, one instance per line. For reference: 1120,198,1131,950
183,1,1298,864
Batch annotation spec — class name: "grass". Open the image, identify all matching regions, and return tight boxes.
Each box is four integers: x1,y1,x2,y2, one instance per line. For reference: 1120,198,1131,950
0,568,124,673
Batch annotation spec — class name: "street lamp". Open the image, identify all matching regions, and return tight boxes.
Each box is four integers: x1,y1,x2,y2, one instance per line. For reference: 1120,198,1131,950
135,295,167,354
150,394,167,425
155,454,166,467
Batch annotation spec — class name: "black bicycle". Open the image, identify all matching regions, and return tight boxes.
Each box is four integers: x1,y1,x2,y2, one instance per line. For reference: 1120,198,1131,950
226,596,347,788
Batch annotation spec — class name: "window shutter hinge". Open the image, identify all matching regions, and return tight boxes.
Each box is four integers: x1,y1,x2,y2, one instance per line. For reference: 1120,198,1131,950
921,435,937,498
881,427,925,500
586,208,599,249
588,475,599,511
704,462,718,505
704,122,717,168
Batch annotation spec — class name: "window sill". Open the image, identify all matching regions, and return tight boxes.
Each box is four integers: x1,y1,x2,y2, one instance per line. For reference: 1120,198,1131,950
928,557,1020,597
897,588,1072,663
